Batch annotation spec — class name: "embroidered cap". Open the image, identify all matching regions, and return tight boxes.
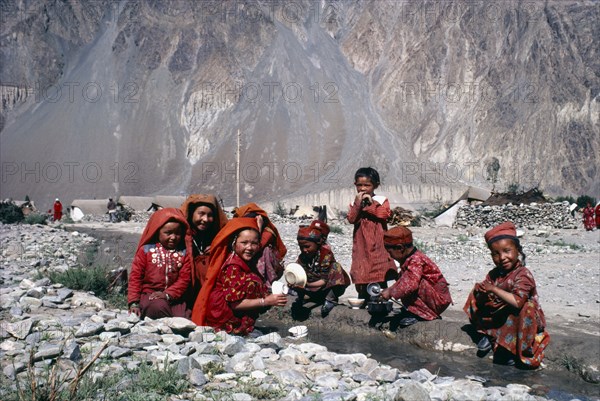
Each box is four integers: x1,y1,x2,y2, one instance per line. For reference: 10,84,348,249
484,221,517,245
383,226,413,245
297,226,322,243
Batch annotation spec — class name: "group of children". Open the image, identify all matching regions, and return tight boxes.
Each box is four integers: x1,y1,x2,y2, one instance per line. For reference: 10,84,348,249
127,167,550,368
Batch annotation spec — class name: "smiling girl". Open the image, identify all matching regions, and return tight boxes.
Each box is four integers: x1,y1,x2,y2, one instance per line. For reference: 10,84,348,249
464,222,550,368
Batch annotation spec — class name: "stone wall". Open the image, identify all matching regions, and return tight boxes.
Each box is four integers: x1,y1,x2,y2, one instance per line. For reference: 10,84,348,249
455,202,578,229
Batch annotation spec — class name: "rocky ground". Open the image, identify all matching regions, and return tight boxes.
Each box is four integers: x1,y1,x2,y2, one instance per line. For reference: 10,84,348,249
1,217,599,400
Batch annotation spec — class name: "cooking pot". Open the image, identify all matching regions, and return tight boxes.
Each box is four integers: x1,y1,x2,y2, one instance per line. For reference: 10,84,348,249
367,301,393,315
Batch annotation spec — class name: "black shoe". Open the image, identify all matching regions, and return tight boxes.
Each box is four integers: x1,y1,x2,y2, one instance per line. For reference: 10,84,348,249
477,336,492,352
399,317,419,327
321,300,335,318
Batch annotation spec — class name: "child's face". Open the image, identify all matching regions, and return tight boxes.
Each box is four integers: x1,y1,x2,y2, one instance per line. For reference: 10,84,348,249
298,240,319,258
234,229,260,262
354,176,377,195
192,205,214,231
158,222,183,250
489,239,519,271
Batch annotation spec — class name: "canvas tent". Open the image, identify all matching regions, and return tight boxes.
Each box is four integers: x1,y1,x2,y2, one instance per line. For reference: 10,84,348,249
118,196,154,211
70,199,110,221
150,196,187,210
434,186,491,227
291,204,337,221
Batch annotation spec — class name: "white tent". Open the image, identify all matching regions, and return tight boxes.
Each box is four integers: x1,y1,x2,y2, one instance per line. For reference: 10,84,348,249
434,186,491,227
70,199,109,221
118,196,154,211
151,196,187,210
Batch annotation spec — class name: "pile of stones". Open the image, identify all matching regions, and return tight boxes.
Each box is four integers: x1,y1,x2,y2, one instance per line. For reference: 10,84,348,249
455,202,578,229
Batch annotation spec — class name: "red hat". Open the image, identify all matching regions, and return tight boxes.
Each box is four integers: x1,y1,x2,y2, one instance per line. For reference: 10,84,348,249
309,220,330,238
297,225,322,243
383,226,413,245
484,221,517,245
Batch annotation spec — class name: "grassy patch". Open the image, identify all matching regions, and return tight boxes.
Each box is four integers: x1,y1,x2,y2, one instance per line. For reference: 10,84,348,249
414,239,431,253
202,361,226,378
48,266,112,298
23,213,48,225
329,225,343,235
273,201,287,217
551,239,583,250
457,234,469,243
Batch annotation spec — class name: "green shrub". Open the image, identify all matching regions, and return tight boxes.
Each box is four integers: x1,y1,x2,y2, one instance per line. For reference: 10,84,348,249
0,202,24,224
48,266,112,298
329,225,343,234
576,195,597,209
23,213,48,225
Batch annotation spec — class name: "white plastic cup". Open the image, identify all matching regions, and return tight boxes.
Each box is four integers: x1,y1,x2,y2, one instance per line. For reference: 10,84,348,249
272,281,289,295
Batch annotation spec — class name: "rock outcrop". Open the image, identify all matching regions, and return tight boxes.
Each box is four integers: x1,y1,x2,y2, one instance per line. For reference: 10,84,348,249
1,1,598,209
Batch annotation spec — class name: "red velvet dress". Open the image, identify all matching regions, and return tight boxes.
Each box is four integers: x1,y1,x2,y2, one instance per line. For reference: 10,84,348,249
347,197,396,284
205,253,269,335
464,263,550,368
388,249,452,320
53,201,62,221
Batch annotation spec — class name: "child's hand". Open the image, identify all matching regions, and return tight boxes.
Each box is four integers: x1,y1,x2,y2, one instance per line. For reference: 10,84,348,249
355,192,365,205
380,288,392,300
265,293,288,307
149,291,166,300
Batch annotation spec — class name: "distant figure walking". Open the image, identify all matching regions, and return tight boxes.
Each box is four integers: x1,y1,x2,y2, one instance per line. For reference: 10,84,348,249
53,198,62,221
107,198,117,223
582,203,595,231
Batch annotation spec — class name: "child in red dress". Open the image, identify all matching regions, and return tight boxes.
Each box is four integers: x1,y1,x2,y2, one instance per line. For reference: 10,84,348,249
464,222,550,368
347,167,396,302
292,221,351,318
128,208,192,319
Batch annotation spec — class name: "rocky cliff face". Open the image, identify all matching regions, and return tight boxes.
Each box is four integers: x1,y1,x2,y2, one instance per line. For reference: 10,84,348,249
1,0,598,210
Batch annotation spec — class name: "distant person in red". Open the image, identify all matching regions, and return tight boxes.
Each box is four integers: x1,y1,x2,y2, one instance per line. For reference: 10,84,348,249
595,202,600,229
464,222,550,368
379,226,452,327
128,208,192,319
347,167,397,302
53,198,62,221
582,202,595,231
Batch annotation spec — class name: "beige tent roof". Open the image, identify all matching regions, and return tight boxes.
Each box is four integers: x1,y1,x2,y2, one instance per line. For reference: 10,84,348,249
151,196,187,209
71,199,108,215
118,196,154,211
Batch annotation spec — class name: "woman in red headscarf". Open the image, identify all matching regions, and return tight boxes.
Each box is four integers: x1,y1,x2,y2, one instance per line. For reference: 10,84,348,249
191,218,287,335
464,222,549,368
180,195,228,287
232,203,287,288
293,220,351,318
128,208,192,319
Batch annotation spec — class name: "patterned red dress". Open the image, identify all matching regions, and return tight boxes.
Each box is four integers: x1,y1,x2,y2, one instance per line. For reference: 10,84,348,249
347,196,396,284
296,246,351,302
205,253,269,335
388,249,452,320
464,262,550,368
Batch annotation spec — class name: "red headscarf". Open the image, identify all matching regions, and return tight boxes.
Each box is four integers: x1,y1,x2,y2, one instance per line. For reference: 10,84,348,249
190,217,259,325
484,221,517,246
180,194,229,285
136,208,190,250
309,220,330,240
233,203,287,258
383,226,413,245
297,226,322,243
